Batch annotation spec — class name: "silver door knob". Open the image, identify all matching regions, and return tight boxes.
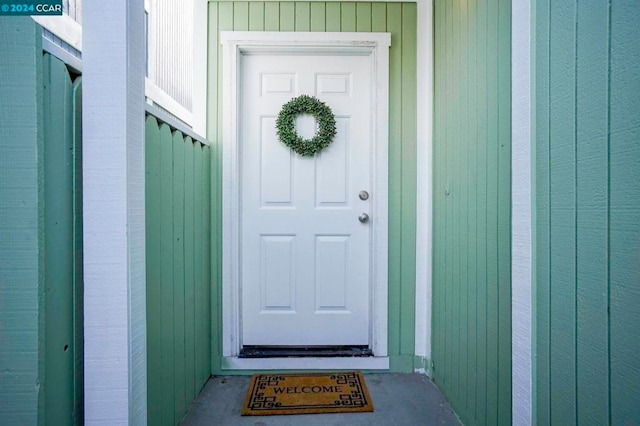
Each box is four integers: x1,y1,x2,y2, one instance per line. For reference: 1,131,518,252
359,190,369,201
358,213,370,223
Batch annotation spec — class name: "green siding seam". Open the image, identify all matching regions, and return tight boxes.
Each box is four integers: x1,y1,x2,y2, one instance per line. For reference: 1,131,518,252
605,2,611,423
572,5,578,425
530,0,537,420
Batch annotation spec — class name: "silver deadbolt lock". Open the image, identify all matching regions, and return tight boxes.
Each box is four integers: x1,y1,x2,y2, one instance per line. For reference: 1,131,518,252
359,190,369,201
358,213,370,223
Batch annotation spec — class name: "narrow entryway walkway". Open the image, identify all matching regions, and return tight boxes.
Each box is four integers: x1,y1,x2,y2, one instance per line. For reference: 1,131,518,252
180,374,461,426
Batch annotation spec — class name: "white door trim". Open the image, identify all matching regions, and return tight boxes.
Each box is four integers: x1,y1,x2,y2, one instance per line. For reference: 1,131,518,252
221,31,390,368
511,0,533,423
414,0,434,374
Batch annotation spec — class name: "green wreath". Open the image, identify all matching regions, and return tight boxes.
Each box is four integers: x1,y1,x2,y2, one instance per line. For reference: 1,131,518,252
275,95,337,157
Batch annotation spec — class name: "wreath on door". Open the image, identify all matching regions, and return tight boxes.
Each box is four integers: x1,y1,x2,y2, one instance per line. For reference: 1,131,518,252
275,95,337,157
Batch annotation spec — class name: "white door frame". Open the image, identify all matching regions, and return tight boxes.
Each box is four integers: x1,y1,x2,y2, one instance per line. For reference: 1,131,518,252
221,31,391,370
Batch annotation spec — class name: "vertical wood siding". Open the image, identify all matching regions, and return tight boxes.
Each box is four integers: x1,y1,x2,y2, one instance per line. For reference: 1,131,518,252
535,0,640,424
63,0,82,24
206,1,418,373
432,1,512,425
0,18,44,425
145,116,212,426
152,0,194,111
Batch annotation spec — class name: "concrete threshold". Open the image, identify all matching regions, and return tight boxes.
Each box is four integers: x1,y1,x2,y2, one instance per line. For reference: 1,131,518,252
180,373,462,426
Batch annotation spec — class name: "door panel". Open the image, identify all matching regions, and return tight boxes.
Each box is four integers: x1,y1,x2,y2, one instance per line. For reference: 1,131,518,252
316,118,350,207
259,116,293,206
241,53,372,346
260,235,296,311
315,235,349,311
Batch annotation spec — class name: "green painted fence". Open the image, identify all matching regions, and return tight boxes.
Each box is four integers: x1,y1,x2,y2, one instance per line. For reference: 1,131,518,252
145,116,212,426
535,0,640,424
42,53,84,426
1,18,83,424
432,1,511,425
207,0,418,373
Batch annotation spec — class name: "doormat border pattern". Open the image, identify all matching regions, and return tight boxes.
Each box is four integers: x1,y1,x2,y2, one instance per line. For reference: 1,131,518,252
241,371,374,416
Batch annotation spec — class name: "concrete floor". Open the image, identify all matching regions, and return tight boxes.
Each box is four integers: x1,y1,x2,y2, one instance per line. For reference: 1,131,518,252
180,373,462,426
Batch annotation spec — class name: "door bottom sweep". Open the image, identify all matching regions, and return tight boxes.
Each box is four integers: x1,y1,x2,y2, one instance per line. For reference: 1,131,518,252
238,345,373,358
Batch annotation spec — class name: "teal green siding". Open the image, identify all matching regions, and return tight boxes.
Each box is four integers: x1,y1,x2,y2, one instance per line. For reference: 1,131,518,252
145,116,212,426
0,17,45,425
535,0,640,424
206,1,418,373
0,19,83,424
432,1,511,425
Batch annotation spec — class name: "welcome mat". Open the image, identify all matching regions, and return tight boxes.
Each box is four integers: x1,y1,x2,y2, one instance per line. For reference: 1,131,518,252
241,372,374,416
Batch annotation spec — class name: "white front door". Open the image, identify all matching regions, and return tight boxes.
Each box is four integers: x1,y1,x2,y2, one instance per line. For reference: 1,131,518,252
240,53,372,347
